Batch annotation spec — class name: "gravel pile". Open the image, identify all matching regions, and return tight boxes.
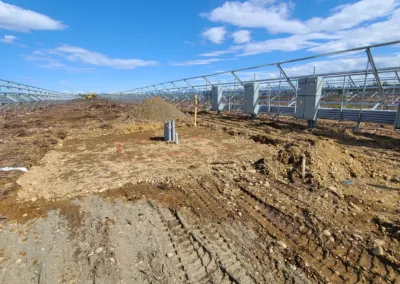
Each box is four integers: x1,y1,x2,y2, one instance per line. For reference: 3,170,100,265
130,97,187,121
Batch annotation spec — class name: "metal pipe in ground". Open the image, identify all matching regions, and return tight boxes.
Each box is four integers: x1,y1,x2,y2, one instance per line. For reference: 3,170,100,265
171,120,176,142
194,94,198,127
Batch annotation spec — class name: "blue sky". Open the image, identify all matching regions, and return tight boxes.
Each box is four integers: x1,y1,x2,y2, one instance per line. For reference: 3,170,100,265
1,0,400,93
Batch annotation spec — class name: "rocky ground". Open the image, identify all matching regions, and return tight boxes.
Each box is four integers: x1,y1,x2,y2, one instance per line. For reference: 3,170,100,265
0,99,399,283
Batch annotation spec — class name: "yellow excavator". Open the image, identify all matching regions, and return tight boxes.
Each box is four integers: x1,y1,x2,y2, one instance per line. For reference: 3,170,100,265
80,92,97,100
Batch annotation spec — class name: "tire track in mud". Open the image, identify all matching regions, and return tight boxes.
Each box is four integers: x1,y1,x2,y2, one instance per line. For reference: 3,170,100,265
201,117,399,283
192,223,261,284
235,185,350,283
149,201,240,284
190,220,295,284
184,178,314,284
235,184,399,283
191,178,277,283
203,174,319,283
232,168,398,282
270,182,347,227
237,179,379,275
146,200,188,283
83,216,120,284
187,179,261,283
265,181,400,282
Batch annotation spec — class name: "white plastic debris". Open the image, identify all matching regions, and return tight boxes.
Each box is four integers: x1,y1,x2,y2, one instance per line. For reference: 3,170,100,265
0,167,28,172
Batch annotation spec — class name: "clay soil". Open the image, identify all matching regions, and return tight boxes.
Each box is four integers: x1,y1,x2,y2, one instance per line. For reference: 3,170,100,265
0,99,399,284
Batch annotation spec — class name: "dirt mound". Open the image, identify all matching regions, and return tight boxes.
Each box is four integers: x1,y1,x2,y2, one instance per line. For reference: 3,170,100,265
273,138,365,185
130,97,187,122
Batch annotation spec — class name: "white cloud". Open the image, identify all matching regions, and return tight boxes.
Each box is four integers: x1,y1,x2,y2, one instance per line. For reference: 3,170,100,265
283,58,366,77
240,36,315,56
200,0,400,56
169,58,223,66
26,45,158,70
204,0,399,35
242,8,400,56
47,45,158,69
305,0,398,33
308,8,400,53
0,34,16,43
230,54,400,82
201,27,227,44
199,33,338,57
199,46,242,57
203,0,307,34
25,50,93,72
283,54,400,77
37,62,94,72
199,50,233,57
52,45,158,69
232,30,251,44
240,33,340,55
0,1,67,32
184,40,195,46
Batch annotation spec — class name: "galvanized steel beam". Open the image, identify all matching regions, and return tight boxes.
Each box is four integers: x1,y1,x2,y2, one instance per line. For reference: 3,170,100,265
366,48,388,109
231,72,243,85
277,64,297,93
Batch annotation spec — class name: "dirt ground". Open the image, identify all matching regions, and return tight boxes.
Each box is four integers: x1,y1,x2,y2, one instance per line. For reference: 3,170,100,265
0,99,399,283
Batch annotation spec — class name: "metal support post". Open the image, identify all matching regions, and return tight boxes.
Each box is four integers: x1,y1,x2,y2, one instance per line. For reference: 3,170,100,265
348,76,356,88
268,84,271,113
339,76,347,121
355,60,371,131
194,94,198,127
171,120,176,142
231,72,243,85
170,82,182,91
366,48,387,109
277,64,297,93
395,101,400,129
203,76,212,87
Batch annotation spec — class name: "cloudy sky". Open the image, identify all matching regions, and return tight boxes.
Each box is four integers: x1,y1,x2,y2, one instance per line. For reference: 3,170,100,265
1,0,400,92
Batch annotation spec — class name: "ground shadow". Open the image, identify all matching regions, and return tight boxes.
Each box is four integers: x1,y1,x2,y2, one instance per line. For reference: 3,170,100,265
367,184,399,191
149,137,165,141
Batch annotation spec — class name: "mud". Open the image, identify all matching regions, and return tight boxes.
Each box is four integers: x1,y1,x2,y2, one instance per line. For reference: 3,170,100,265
0,100,399,283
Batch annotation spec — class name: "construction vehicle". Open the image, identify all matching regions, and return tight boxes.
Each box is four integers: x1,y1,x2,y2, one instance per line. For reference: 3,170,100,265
79,92,97,100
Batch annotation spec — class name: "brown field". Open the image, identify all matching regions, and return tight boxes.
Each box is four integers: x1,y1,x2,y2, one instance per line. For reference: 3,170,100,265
0,99,399,283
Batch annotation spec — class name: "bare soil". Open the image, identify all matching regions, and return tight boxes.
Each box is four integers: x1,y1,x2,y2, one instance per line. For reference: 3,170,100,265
0,100,399,283
130,96,187,122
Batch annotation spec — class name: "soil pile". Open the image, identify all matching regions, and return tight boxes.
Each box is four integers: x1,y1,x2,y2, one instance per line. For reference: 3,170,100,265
130,97,187,122
274,138,366,185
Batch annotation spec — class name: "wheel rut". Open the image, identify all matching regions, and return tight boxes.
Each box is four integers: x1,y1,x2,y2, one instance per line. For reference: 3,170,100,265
236,184,398,283
150,201,241,284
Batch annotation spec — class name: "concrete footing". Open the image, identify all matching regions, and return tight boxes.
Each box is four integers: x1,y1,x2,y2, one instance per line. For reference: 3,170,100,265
244,83,260,116
212,86,225,112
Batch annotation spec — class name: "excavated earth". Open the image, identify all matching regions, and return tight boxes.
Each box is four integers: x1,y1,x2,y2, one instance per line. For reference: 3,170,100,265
0,99,399,284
